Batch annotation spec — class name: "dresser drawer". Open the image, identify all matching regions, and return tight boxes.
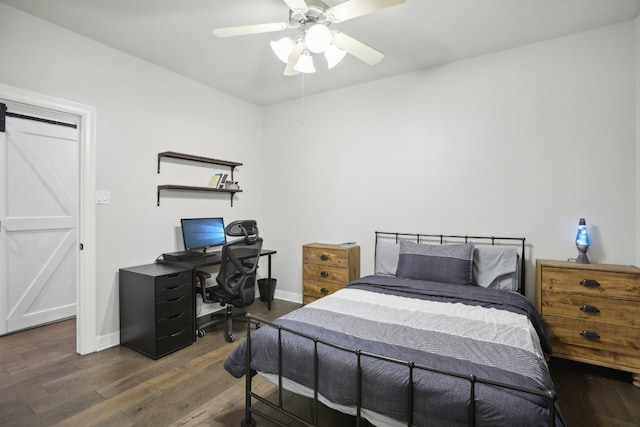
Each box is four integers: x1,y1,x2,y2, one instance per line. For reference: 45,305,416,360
303,263,350,285
540,266,640,301
303,245,350,268
545,316,640,357
303,280,345,300
540,291,640,328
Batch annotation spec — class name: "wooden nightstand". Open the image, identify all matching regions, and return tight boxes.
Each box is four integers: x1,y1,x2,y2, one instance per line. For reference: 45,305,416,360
302,243,360,304
536,259,640,386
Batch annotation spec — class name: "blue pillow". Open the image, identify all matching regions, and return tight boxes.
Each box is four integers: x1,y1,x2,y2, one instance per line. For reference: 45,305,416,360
396,241,474,285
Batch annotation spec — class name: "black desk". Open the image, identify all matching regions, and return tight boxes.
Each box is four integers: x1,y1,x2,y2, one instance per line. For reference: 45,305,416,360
159,248,277,310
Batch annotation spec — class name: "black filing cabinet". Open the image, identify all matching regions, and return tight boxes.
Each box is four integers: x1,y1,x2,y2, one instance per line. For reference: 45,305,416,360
119,263,194,359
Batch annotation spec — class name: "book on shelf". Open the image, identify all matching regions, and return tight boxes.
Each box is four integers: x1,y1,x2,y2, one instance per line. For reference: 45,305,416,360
217,173,228,188
209,173,223,187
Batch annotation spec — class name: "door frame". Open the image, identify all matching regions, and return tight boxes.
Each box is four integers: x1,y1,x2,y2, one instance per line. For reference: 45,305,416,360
0,84,97,355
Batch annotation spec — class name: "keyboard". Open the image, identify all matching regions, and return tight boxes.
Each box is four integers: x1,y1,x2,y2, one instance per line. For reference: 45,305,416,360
162,250,203,261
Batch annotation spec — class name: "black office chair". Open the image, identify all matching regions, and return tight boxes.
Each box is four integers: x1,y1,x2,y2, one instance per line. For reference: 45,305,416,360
195,220,263,342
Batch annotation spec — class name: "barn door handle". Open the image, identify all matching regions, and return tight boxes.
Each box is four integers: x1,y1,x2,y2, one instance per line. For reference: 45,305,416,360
320,254,329,261
320,271,329,278
580,305,600,313
320,287,329,294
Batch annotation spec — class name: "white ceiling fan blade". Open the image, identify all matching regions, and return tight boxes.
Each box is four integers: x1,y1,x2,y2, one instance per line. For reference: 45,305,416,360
283,41,306,76
327,0,405,23
282,0,308,13
212,22,288,38
332,31,384,65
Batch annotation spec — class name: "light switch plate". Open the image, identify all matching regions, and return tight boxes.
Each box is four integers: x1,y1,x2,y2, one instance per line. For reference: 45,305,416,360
96,191,110,204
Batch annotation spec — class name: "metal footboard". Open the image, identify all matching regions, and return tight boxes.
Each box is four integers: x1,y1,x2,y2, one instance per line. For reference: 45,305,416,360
240,316,558,427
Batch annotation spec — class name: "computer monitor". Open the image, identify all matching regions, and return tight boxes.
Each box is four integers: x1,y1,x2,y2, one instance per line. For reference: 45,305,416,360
180,217,226,254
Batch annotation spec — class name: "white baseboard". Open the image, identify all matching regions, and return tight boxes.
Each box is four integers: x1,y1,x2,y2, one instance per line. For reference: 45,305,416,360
96,331,120,351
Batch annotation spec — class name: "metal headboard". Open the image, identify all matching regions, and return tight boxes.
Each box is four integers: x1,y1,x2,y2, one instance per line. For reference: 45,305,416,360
375,231,527,295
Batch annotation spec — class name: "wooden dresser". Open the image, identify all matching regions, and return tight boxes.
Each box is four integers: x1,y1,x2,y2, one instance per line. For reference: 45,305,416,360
536,259,640,386
303,243,360,304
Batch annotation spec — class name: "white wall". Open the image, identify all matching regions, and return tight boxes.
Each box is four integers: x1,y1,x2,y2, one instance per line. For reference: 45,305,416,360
1,3,637,343
0,4,265,342
263,21,638,302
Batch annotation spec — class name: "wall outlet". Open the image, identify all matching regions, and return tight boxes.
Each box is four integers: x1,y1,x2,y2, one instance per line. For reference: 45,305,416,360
96,191,110,204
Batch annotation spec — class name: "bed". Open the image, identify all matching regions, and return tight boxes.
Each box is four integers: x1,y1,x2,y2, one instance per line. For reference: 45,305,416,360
224,232,565,427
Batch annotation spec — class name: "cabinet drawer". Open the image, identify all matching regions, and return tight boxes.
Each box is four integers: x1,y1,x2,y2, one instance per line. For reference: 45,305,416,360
157,310,193,337
156,326,193,357
540,291,640,328
540,267,640,301
544,316,640,356
156,280,192,303
156,294,192,320
304,264,349,285
303,246,349,268
156,270,191,287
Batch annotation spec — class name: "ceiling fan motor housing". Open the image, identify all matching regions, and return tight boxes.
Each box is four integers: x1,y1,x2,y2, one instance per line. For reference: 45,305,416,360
289,0,330,29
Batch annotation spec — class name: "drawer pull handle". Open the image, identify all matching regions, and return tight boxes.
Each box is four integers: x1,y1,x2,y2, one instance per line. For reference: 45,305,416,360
169,330,183,337
320,254,329,261
167,313,184,320
167,296,185,302
320,287,329,294
580,279,600,288
320,271,329,278
580,330,600,339
580,305,600,313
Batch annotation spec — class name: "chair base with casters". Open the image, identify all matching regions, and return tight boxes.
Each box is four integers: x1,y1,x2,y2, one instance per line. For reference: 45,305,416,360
195,270,260,342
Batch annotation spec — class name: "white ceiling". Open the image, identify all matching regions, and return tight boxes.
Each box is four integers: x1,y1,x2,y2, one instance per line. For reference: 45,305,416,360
3,0,640,106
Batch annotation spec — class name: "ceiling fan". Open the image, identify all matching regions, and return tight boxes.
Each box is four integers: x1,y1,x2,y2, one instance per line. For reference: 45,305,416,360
212,0,406,76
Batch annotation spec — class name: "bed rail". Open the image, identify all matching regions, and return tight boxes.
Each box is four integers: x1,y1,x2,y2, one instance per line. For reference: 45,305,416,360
241,315,557,427
375,231,527,295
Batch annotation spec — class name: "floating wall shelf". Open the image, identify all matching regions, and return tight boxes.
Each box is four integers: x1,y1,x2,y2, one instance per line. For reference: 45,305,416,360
156,151,243,207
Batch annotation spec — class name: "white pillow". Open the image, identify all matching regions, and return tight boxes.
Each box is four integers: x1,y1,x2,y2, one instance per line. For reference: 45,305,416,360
473,246,518,291
375,240,399,276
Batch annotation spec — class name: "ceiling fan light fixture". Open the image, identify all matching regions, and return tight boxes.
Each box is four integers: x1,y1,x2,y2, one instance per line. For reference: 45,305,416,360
271,37,294,63
325,44,346,69
305,23,332,53
294,50,316,73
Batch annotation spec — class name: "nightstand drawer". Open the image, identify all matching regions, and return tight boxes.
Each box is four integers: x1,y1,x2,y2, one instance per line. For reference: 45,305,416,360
303,245,350,268
303,280,345,300
540,266,640,301
303,263,350,285
545,316,640,356
540,292,640,328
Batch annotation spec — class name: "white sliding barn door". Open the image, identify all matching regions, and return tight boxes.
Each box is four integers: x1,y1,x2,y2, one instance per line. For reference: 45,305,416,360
0,115,79,334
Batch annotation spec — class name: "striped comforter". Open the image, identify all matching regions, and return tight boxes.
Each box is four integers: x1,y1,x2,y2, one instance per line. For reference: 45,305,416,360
225,275,565,427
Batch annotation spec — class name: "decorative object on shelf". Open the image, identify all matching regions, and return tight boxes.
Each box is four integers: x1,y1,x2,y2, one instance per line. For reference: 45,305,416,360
211,0,406,76
575,218,590,264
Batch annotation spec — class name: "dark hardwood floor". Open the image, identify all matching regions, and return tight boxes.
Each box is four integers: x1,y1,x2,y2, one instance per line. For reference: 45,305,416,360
1,299,639,427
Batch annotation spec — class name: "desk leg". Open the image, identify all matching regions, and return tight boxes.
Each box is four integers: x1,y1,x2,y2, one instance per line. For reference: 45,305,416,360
267,254,272,311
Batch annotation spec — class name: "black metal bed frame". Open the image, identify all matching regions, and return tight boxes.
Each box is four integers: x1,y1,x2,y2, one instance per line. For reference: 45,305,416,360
374,231,527,295
240,232,558,427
